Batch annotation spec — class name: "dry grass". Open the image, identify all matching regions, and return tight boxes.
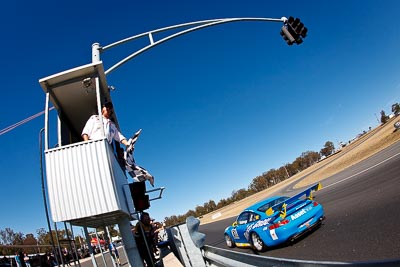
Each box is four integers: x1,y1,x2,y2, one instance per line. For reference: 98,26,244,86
296,116,400,188
200,116,400,225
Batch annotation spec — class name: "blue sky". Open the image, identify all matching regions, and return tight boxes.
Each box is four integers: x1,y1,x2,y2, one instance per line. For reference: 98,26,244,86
1,0,399,235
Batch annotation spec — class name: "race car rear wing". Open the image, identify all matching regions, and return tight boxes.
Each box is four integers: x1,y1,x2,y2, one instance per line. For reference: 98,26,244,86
266,182,322,218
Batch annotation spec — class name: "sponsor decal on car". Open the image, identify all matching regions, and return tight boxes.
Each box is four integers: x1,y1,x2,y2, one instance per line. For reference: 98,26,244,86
269,229,278,240
244,218,273,240
251,218,273,230
244,224,252,240
291,209,307,220
299,218,313,228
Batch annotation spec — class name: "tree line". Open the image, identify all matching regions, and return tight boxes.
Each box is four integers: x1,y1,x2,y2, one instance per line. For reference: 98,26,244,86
0,227,63,255
0,226,118,256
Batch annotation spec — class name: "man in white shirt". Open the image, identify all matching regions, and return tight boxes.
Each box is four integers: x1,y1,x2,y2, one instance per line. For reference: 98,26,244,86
82,101,130,147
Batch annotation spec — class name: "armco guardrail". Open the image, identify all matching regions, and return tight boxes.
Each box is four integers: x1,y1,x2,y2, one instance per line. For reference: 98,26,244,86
202,245,400,267
165,216,400,267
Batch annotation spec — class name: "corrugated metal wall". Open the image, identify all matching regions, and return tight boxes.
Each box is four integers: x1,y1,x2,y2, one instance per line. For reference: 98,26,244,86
45,139,130,223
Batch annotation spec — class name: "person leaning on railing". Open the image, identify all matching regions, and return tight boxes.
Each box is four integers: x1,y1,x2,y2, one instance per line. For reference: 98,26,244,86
81,101,133,150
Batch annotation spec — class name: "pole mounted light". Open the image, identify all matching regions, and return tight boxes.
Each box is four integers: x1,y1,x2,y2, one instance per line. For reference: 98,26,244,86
280,26,295,45
129,181,150,211
280,16,308,45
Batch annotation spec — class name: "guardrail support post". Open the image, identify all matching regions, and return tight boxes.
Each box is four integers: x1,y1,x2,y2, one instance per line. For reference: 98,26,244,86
167,216,206,267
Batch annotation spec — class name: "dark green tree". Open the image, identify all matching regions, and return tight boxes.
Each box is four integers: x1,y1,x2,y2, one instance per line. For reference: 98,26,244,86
320,141,335,157
204,200,217,213
164,215,179,226
286,162,298,176
231,188,250,202
23,234,38,254
392,103,400,116
36,228,51,245
380,110,389,124
303,151,321,164
195,205,206,217
248,175,268,193
216,198,229,209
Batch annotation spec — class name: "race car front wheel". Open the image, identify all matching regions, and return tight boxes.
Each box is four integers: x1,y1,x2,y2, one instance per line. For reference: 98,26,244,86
224,234,236,248
251,232,267,252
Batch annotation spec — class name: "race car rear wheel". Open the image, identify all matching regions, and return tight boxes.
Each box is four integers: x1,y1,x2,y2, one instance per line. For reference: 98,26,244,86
250,232,267,252
224,234,236,248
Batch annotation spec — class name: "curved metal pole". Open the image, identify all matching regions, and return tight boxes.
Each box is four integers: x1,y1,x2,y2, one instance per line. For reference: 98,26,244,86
39,128,59,264
92,17,287,75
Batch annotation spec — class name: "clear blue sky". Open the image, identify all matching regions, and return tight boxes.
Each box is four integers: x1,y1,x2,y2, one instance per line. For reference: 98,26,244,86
1,0,399,235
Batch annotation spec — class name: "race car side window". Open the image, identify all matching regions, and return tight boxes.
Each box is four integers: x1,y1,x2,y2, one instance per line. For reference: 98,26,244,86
249,212,258,222
237,212,250,225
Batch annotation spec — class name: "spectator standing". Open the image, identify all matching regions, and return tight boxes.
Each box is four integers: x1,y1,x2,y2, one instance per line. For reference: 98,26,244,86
62,248,71,266
108,241,121,266
15,252,22,267
45,252,56,267
133,212,156,266
23,253,31,267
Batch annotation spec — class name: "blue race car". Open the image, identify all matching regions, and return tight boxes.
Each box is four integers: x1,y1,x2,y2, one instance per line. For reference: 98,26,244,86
224,183,325,252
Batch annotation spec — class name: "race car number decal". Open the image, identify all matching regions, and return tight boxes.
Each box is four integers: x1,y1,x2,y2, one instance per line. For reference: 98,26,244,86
231,228,240,239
